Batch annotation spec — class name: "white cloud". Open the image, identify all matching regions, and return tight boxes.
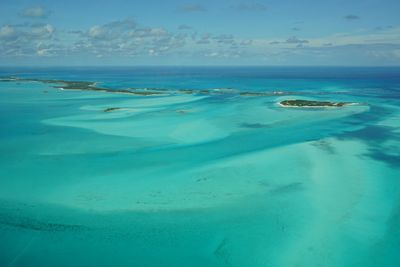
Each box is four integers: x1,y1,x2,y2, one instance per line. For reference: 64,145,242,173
1,17,399,65
31,24,55,37
89,26,106,38
79,19,188,57
0,23,57,57
37,49,50,56
21,6,50,18
0,26,15,38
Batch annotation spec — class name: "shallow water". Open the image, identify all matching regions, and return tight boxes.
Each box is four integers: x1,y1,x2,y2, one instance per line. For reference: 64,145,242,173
0,67,399,267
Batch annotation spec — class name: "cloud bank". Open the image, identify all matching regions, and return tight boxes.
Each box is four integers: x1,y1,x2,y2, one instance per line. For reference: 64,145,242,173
1,4,400,65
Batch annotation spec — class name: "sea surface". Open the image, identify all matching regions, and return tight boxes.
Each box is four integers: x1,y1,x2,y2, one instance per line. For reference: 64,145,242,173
0,66,399,267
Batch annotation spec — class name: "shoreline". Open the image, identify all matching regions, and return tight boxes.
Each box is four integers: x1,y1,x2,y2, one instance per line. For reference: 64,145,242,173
0,76,359,100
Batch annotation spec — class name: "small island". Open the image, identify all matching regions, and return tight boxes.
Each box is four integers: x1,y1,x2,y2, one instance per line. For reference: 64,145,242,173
104,107,122,112
279,99,355,108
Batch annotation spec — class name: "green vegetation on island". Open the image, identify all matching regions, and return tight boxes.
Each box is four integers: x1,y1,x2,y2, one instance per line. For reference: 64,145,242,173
279,99,355,107
103,107,122,112
0,76,300,97
0,77,364,107
0,76,166,96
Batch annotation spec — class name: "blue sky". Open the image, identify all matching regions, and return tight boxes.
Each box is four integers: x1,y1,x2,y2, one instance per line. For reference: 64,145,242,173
0,0,400,66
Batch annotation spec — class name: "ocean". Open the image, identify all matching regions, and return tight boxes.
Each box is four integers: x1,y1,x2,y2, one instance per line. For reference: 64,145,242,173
0,66,399,267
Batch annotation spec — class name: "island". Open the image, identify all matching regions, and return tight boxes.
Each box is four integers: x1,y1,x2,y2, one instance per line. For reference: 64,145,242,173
0,76,166,96
0,76,303,97
279,99,355,107
0,76,364,104
103,107,122,112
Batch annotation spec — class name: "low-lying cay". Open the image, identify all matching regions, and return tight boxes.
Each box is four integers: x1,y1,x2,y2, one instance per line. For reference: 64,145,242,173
1,77,364,107
0,76,313,97
279,99,358,108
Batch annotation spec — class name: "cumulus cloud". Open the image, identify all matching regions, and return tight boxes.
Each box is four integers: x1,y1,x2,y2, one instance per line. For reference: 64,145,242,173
21,6,50,18
0,26,16,39
178,4,206,12
0,24,55,41
87,19,137,40
0,23,57,57
31,24,55,37
4,15,397,64
190,32,248,51
88,26,106,39
344,15,360,20
78,19,188,57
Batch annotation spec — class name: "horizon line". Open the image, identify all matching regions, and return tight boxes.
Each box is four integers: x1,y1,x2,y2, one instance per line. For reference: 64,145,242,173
1,65,400,68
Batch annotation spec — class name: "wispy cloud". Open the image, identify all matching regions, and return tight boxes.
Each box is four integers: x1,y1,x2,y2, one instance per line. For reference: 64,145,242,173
344,15,360,20
178,24,192,30
252,26,400,65
286,36,309,44
20,6,50,18
269,36,309,45
231,2,267,12
178,4,206,12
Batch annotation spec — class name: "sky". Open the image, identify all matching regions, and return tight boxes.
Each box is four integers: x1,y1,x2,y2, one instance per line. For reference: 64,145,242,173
0,0,400,66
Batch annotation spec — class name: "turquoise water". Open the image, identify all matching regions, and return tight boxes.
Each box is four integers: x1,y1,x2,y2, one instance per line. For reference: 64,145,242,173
0,67,399,266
